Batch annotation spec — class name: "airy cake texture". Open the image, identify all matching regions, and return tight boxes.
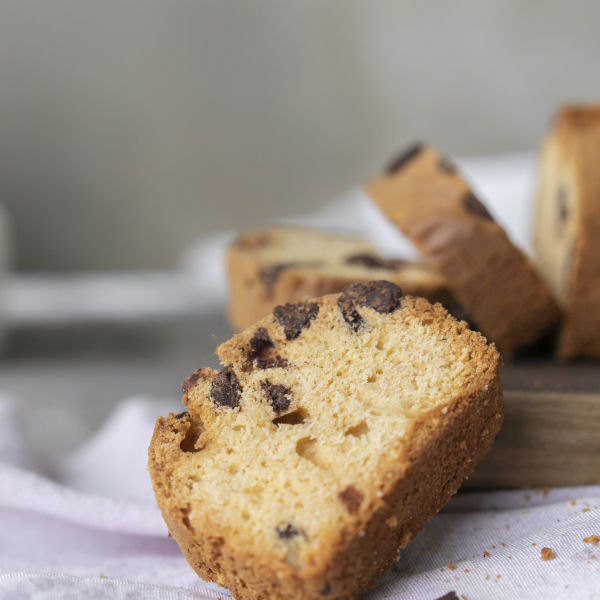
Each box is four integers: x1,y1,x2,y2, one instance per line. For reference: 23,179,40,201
366,144,560,356
534,105,600,359
227,226,448,330
149,281,502,599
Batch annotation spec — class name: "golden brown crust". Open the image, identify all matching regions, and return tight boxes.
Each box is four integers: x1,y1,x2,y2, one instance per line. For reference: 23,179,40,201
149,287,503,600
227,227,449,331
534,104,600,359
367,145,560,357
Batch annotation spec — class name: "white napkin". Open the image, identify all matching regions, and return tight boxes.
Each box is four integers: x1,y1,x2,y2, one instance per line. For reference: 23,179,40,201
0,395,598,599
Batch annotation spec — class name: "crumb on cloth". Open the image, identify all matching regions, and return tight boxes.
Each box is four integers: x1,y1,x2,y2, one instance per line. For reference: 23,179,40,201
541,547,556,561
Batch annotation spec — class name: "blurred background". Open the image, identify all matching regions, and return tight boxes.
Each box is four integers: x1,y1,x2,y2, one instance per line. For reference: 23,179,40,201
0,0,599,459
0,0,599,271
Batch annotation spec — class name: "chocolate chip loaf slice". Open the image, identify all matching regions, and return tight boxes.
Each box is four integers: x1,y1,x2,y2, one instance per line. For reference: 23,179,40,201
228,226,448,330
534,105,600,359
149,281,503,600
366,144,560,356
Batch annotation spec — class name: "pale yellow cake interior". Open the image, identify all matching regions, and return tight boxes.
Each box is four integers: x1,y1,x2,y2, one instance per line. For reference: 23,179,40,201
238,226,446,288
171,294,498,572
534,138,580,304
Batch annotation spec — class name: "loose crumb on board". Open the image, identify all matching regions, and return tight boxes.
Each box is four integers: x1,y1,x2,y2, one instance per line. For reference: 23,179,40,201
447,563,456,570
541,547,556,561
584,535,599,546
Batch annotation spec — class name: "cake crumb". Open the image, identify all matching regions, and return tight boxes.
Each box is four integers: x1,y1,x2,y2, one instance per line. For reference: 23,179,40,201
464,569,470,573
483,551,490,558
582,508,590,513
541,547,556,561
386,516,398,528
569,500,576,506
584,535,599,546
447,563,456,570
500,542,506,547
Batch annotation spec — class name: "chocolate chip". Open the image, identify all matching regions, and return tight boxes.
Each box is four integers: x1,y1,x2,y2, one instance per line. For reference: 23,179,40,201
338,485,364,514
337,295,365,332
344,253,406,270
463,192,494,221
319,583,332,596
276,523,299,539
247,328,288,369
209,366,242,409
558,185,569,221
434,593,459,600
261,380,292,413
175,411,189,419
438,156,457,174
385,143,423,174
274,302,319,340
260,263,297,290
341,281,402,314
260,261,324,290
181,368,208,394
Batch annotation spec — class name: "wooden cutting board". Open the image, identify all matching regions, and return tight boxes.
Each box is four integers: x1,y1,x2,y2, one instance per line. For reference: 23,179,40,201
465,360,600,489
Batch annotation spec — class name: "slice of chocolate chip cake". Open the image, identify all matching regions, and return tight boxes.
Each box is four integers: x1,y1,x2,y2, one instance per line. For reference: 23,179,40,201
366,144,560,356
149,281,503,600
534,105,600,359
227,226,448,330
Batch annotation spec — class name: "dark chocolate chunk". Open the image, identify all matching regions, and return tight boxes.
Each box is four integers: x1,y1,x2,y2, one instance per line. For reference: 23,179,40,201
438,155,457,174
385,143,423,174
175,411,189,419
261,380,292,413
273,302,319,340
319,583,332,596
338,485,364,514
557,185,569,221
260,261,324,291
260,263,297,290
209,366,242,409
463,192,494,221
341,281,402,314
344,253,406,270
181,368,208,394
276,523,299,539
337,295,365,332
247,328,288,369
434,593,459,600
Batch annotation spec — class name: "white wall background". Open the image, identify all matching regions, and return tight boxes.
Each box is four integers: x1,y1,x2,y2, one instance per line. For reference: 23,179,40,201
0,0,598,270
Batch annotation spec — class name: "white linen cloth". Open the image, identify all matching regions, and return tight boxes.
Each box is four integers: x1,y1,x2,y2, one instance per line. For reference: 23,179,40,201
0,396,599,599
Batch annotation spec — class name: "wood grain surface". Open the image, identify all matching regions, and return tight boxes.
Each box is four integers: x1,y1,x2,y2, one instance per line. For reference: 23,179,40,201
465,361,600,489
